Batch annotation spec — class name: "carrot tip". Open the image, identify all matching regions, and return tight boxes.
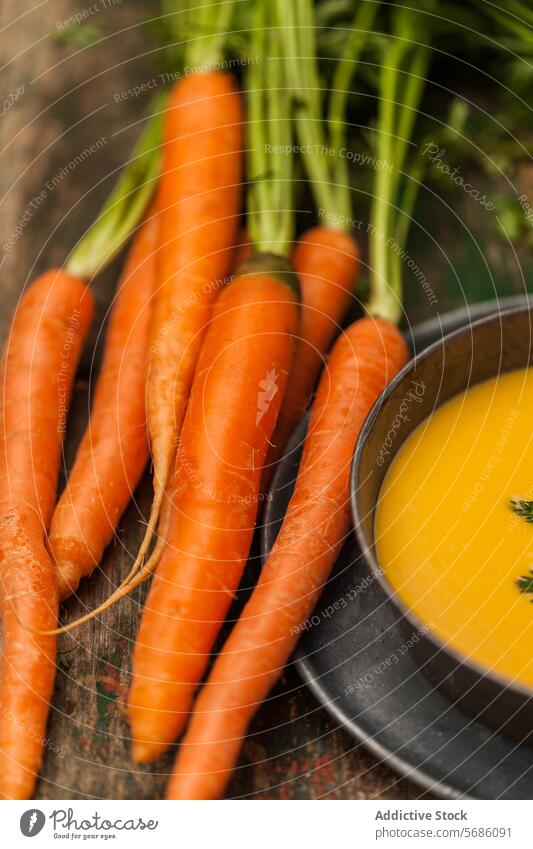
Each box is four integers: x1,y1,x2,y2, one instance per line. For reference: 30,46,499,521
131,739,165,764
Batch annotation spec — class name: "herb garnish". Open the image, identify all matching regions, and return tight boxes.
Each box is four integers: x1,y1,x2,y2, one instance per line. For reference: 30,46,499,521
509,499,533,599
517,571,533,600
510,498,533,524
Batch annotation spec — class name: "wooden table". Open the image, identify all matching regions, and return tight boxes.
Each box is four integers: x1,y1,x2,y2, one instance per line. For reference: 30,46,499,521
1,1,531,801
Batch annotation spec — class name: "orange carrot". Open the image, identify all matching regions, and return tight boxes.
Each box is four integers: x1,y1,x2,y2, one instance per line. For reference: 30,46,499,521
166,317,408,799
0,271,93,799
265,225,359,480
0,97,162,794
49,213,158,600
134,69,242,580
129,256,298,762
259,0,384,486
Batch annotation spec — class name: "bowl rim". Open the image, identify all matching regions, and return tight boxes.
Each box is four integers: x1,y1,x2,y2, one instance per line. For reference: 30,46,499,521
350,304,533,702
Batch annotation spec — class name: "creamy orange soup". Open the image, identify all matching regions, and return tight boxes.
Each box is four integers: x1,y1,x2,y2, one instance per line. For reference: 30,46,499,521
375,368,533,687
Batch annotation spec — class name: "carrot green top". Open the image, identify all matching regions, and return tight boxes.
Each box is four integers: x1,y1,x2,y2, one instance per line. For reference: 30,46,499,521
367,4,431,325
66,94,166,279
276,0,378,231
183,0,239,71
276,0,433,325
68,0,240,280
246,0,294,258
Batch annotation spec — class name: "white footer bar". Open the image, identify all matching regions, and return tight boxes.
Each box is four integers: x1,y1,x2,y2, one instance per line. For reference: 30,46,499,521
3,799,528,848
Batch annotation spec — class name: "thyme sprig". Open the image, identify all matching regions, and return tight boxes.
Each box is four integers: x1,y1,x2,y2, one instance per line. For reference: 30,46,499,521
510,498,533,524
517,570,533,599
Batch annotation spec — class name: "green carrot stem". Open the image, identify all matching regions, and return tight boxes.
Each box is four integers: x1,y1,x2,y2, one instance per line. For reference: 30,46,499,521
329,1,379,145
329,0,380,208
367,0,432,325
367,38,407,324
185,0,238,70
159,0,190,36
66,94,166,279
394,145,426,253
499,0,533,27
387,151,426,314
374,45,430,312
394,48,430,178
267,63,293,250
484,2,533,42
276,0,348,225
247,0,293,257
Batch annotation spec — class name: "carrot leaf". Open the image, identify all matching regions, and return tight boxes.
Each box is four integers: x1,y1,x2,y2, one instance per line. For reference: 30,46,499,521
276,0,347,225
184,0,239,70
66,94,166,279
366,3,433,325
246,0,293,257
328,0,380,213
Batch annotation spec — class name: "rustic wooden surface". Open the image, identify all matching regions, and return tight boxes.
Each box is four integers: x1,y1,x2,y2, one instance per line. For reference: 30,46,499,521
1,1,531,801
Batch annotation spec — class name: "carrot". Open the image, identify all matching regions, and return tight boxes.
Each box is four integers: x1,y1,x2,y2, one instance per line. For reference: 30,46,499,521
131,14,244,584
0,270,93,799
164,0,430,798
40,221,257,630
49,212,158,600
43,51,243,618
0,101,164,797
129,256,299,761
258,0,380,484
265,225,359,478
126,4,297,762
166,316,408,799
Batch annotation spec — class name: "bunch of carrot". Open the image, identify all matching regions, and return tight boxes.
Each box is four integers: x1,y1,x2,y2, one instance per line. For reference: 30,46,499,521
166,0,410,799
0,0,428,799
0,101,165,799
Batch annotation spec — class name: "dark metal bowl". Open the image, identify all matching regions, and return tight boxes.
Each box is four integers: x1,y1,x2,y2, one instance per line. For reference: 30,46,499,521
351,305,533,745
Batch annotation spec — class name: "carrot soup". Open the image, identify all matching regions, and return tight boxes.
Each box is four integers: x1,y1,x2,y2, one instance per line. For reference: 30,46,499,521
375,367,533,687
